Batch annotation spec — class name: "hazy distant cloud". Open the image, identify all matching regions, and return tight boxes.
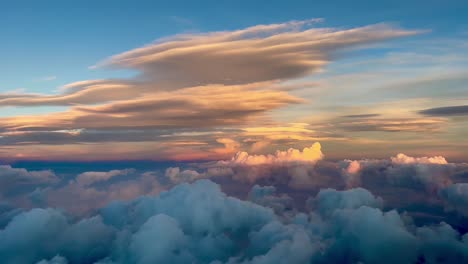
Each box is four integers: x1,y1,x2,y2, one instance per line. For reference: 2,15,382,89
323,117,446,132
341,114,381,118
419,105,468,116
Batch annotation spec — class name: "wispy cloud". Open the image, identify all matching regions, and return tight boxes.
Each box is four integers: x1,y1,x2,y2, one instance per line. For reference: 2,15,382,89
419,105,468,116
37,76,57,81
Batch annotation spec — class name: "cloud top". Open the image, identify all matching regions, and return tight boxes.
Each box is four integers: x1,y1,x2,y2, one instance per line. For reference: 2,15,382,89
229,142,323,165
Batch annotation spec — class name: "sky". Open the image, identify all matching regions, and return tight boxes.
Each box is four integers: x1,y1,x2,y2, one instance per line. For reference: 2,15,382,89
2,1,468,263
1,0,468,162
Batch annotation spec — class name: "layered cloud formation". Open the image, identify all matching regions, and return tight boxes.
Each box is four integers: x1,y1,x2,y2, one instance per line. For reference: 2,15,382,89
0,20,435,161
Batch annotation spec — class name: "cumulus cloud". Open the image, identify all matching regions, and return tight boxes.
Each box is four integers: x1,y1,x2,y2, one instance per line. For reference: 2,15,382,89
391,153,448,165
41,170,163,215
0,165,58,197
0,147,467,263
310,187,383,216
0,208,114,264
160,145,464,200
335,153,468,220
165,166,234,184
76,169,136,187
439,183,468,217
248,185,294,214
341,160,361,188
337,153,457,193
1,179,468,264
159,147,468,222
36,255,68,264
164,143,330,187
227,142,323,165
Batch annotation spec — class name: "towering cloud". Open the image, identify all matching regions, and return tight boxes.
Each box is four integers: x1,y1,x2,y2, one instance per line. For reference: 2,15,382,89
391,153,448,165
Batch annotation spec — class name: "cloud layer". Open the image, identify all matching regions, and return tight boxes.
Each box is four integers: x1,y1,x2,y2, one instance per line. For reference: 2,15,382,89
1,179,468,264
0,20,425,160
0,143,467,263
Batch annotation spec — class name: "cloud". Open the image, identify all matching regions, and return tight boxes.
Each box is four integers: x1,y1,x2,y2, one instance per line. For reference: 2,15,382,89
227,142,323,165
36,255,68,264
1,179,468,264
322,117,446,132
439,183,468,217
340,114,381,118
44,170,163,215
391,153,448,165
101,22,420,88
240,123,337,144
165,167,203,183
164,166,234,184
419,105,468,116
158,146,468,223
335,154,468,221
310,187,383,217
174,143,327,186
248,185,294,214
0,165,57,197
76,169,136,186
0,147,466,262
339,153,457,195
0,20,422,160
0,22,419,108
341,160,362,188
0,83,302,132
0,208,114,264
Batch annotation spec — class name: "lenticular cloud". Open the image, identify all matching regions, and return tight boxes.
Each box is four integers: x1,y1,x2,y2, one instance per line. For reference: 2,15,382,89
1,179,468,264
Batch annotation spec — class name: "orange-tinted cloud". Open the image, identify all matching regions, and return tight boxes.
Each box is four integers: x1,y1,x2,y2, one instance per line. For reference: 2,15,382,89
0,20,423,160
